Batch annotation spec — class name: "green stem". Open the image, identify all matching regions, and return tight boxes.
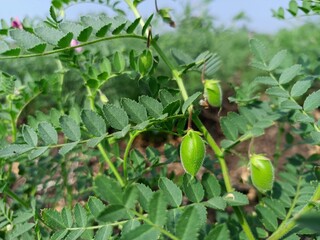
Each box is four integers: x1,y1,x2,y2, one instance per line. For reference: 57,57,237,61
124,0,145,26
132,210,179,240
86,86,125,187
268,184,320,240
97,144,125,187
4,186,29,209
0,34,147,60
15,91,41,127
123,131,141,183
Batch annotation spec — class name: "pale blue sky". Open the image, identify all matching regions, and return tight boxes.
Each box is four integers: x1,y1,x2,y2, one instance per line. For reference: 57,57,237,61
0,0,315,33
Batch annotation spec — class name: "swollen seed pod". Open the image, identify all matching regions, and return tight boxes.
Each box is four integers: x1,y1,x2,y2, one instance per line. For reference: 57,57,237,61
180,130,206,176
204,80,222,108
249,154,274,193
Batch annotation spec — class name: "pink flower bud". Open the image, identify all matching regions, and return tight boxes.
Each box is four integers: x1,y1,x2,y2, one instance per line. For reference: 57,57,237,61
70,39,83,53
11,17,23,29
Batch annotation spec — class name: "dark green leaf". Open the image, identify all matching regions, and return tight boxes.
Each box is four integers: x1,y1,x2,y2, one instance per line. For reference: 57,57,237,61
42,209,66,230
121,98,148,124
138,49,153,76
279,64,301,84
183,175,204,203
65,229,85,240
87,136,105,148
94,175,123,205
159,89,177,108
7,223,34,239
10,29,46,53
123,185,139,209
28,146,48,160
204,223,230,240
87,197,106,219
120,224,159,240
254,76,278,86
113,125,131,139
22,125,38,147
148,191,167,226
81,110,106,137
74,203,87,227
136,183,153,211
256,205,278,231
103,103,129,130
220,116,238,141
139,95,163,118
158,177,182,207
263,198,286,220
291,77,314,97
60,115,81,141
113,51,125,73
297,213,320,232
249,39,268,63
205,197,226,210
78,26,93,42
126,18,141,34
122,219,140,234
59,141,79,155
51,230,68,240
142,14,153,36
280,100,301,110
34,26,72,48
98,205,128,222
0,144,34,158
288,0,298,16
303,89,320,111
224,192,249,206
94,226,112,240
202,173,221,198
61,208,73,228
176,206,201,240
38,122,58,145
182,92,202,114
266,87,289,98
268,50,287,71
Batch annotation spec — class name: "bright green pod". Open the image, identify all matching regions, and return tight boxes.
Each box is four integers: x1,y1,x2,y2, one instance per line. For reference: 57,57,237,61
180,130,206,176
204,80,222,107
249,154,274,193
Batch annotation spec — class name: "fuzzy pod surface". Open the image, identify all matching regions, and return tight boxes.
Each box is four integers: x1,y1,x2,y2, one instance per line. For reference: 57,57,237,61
180,130,206,176
204,79,222,107
249,154,274,193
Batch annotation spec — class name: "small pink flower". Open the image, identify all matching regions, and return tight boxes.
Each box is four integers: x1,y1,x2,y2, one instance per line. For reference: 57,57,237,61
70,39,83,53
11,17,23,29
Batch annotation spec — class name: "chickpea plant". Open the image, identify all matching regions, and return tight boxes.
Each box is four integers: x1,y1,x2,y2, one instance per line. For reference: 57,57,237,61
0,0,319,239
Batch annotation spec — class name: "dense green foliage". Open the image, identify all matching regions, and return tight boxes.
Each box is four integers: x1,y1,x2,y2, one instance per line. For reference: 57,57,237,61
0,0,319,239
